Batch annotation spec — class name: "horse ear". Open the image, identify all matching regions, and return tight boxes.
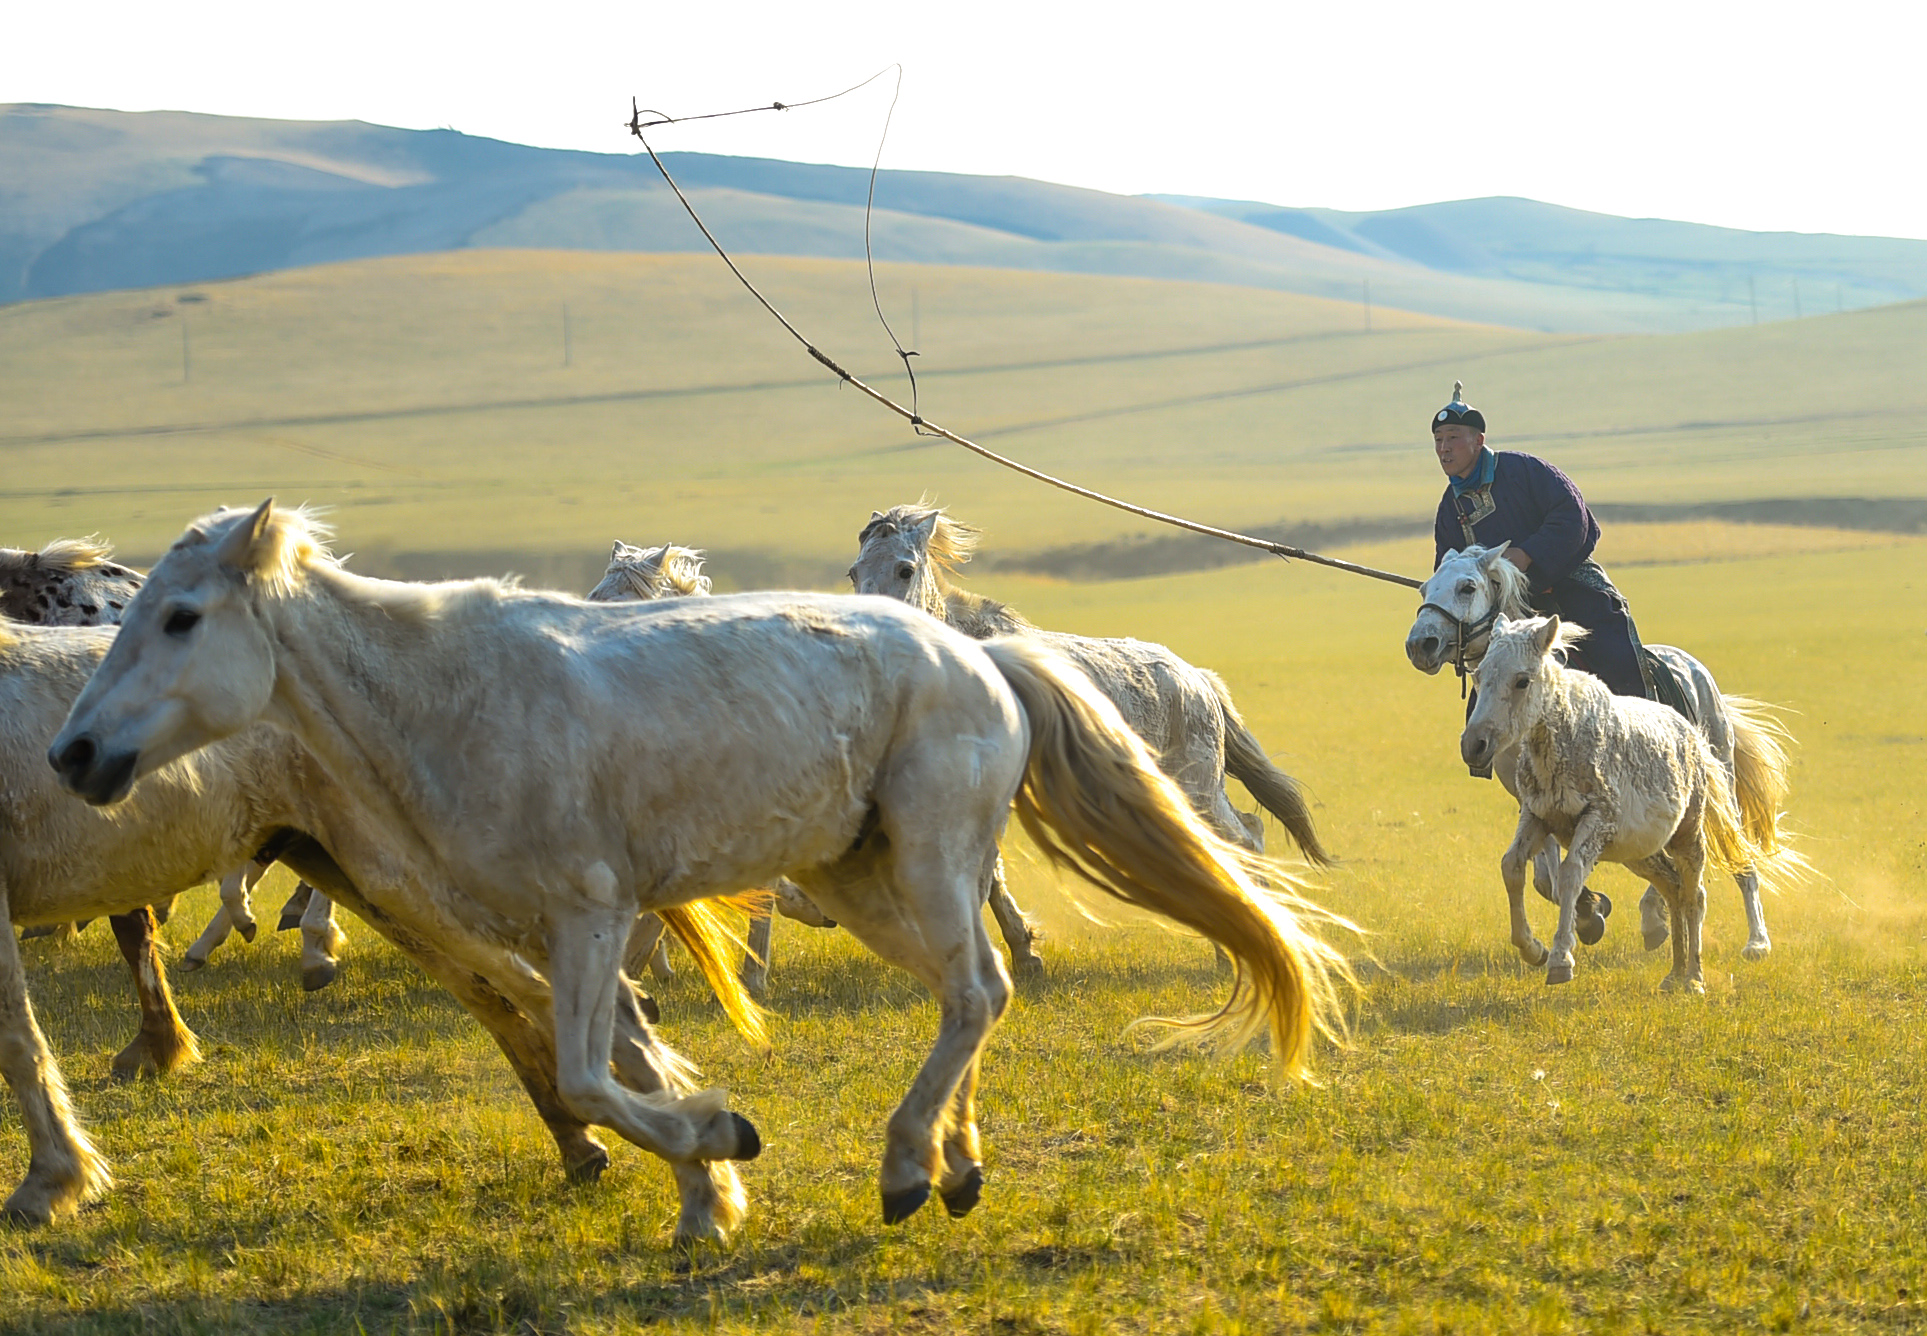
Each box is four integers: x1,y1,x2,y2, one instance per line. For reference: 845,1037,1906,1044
1532,616,1561,655
217,498,275,572
1479,543,1511,570
909,511,939,543
1492,613,1511,634
870,510,885,523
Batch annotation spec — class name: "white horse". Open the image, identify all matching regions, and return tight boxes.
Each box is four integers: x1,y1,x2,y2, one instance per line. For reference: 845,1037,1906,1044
1406,545,1796,960
851,505,1335,969
587,541,837,999
1462,616,1807,990
53,501,1354,1244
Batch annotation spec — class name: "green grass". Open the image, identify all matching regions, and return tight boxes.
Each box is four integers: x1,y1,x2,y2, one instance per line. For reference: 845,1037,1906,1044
3,539,1922,1333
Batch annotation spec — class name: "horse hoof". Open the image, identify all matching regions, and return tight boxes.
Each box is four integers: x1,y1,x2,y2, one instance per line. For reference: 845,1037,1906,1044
1013,954,1045,980
1576,913,1607,947
940,1166,984,1219
820,918,838,929
301,962,337,992
566,1145,611,1184
1741,941,1771,962
1641,925,1668,952
1522,943,1549,968
177,955,207,973
277,909,305,932
881,1181,931,1226
728,1112,762,1162
1545,962,1574,986
637,994,661,1025
237,923,258,945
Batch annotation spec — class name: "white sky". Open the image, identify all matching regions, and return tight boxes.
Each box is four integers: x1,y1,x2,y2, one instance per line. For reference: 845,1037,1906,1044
9,0,1926,239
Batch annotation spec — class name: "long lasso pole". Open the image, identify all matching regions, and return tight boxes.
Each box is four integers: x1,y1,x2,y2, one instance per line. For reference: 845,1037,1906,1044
625,99,1426,593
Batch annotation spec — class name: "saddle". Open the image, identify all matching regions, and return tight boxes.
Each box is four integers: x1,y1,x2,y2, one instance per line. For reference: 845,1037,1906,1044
1641,648,1701,729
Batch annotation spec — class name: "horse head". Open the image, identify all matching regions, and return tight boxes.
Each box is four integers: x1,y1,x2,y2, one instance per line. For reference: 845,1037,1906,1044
588,541,711,603
848,504,973,622
1406,544,1530,677
51,499,299,805
1461,614,1581,771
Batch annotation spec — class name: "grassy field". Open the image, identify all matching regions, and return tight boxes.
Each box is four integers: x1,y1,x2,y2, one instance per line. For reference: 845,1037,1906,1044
2,534,1923,1334
1,253,1924,1332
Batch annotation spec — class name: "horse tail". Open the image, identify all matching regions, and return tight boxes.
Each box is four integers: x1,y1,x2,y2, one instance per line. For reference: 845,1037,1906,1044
1722,694,1795,856
1205,671,1334,866
1696,732,1812,893
982,637,1355,1082
658,901,769,1054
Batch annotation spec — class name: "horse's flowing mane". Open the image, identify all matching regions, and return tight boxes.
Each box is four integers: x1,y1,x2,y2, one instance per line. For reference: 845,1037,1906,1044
593,542,712,602
0,536,119,576
1481,548,1536,620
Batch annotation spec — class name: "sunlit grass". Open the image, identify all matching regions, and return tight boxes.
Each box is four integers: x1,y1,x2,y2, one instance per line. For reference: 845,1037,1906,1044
3,542,1921,1333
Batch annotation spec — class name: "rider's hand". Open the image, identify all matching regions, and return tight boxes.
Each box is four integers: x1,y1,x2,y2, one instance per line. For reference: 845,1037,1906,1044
1503,548,1533,573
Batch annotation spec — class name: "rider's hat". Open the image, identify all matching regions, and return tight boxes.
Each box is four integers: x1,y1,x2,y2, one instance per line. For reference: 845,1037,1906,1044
1432,380,1486,433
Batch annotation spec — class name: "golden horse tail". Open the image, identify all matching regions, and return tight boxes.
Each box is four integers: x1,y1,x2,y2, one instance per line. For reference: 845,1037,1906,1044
1723,694,1795,856
1697,733,1813,893
658,900,769,1055
983,637,1356,1083
1206,670,1335,867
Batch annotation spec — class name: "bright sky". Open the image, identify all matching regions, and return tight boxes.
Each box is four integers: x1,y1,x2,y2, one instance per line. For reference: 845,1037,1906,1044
9,0,1926,239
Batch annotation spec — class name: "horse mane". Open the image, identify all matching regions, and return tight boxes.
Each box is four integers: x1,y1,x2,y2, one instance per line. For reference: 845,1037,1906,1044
596,542,712,601
1491,614,1590,662
193,504,525,620
1482,548,1536,620
865,502,1032,638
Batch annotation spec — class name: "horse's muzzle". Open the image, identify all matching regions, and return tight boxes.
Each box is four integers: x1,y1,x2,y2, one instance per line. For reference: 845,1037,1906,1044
48,734,140,807
1406,632,1445,674
1460,727,1494,769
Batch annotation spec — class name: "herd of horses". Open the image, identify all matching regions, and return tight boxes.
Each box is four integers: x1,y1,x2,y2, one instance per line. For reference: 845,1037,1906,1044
1,500,1806,1245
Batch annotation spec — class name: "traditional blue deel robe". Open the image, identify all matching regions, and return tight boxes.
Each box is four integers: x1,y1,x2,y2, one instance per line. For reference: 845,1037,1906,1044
1433,449,1649,699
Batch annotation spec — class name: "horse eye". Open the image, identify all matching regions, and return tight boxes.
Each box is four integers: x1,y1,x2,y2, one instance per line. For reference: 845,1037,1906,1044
1513,674,1530,691
1458,580,1476,595
164,609,202,637
895,562,915,581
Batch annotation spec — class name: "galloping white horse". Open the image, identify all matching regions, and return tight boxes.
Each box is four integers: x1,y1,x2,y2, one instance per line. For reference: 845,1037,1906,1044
53,502,1353,1244
1462,616,1806,990
1,621,755,1226
1406,545,1797,961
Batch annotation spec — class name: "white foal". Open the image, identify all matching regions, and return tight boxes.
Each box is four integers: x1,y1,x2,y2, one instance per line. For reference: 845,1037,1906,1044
1462,616,1808,991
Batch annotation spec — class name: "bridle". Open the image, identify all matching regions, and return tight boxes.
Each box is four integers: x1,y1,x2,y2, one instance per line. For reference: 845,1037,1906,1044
1416,580,1502,699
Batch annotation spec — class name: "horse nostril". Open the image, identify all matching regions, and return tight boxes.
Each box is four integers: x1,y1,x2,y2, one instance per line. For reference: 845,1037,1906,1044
54,735,96,775
1420,637,1440,656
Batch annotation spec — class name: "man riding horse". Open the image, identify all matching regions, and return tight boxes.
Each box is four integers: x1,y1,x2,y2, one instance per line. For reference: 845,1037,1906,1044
1431,381,1657,731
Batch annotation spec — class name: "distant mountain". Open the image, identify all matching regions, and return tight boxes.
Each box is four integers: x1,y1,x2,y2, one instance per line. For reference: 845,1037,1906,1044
8,104,1927,332
1152,194,1927,322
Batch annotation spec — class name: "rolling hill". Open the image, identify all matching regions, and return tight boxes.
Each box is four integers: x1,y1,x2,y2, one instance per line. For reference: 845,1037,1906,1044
1,248,1921,591
9,104,1927,333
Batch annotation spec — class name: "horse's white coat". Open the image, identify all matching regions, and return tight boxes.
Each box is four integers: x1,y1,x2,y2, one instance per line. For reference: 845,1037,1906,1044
1406,546,1789,960
1462,616,1797,990
53,503,1349,1242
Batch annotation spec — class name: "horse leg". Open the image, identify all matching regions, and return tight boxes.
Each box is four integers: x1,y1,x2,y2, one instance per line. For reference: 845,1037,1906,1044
218,863,261,944
546,895,761,1247
937,1055,986,1218
1640,885,1670,951
624,913,674,982
299,890,346,992
985,855,1043,978
1500,809,1551,967
277,880,315,932
107,908,200,1080
1546,813,1611,985
607,978,747,1242
179,903,235,971
797,839,1011,1226
772,878,835,927
0,885,112,1223
740,902,771,1002
1736,866,1771,961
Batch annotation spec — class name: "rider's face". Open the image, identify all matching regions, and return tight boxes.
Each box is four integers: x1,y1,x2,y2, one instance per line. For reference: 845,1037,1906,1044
1434,425,1485,480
